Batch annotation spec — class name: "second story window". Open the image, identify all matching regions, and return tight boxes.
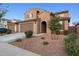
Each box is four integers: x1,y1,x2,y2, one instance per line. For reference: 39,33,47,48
29,13,33,19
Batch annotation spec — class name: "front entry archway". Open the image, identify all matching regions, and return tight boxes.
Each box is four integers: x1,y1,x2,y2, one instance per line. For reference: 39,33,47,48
41,21,47,33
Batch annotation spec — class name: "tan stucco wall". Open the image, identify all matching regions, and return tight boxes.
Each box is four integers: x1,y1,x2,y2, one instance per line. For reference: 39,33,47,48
38,12,51,33
24,9,69,34
56,12,69,30
33,19,41,34
64,20,69,30
24,9,38,20
7,22,15,32
24,9,52,34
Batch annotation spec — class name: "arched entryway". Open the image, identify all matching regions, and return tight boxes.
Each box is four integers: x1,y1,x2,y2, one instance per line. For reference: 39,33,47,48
41,21,47,33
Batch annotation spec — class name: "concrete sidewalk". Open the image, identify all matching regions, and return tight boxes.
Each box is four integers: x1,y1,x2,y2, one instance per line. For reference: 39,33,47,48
0,41,39,56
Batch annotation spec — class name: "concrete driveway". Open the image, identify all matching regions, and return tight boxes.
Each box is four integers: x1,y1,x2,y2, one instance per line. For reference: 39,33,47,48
0,33,44,43
0,33,25,43
0,33,39,56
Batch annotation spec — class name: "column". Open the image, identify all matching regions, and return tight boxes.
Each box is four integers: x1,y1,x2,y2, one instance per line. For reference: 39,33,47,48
18,23,21,32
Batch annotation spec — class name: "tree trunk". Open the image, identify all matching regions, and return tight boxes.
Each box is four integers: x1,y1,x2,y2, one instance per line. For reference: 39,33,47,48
56,32,60,40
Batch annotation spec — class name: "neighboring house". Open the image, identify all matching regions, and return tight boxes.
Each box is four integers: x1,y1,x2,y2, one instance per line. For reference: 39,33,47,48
68,23,79,34
0,23,5,28
75,23,79,34
7,8,70,34
7,19,21,32
0,18,11,28
0,18,20,33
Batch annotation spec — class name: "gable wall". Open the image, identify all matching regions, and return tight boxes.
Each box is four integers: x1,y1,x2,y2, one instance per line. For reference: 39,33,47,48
24,9,38,20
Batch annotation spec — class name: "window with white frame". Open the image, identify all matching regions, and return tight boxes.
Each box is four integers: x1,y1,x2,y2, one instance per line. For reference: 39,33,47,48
29,13,33,19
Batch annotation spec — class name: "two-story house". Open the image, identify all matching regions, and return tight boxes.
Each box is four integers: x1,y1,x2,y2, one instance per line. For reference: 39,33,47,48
7,8,70,34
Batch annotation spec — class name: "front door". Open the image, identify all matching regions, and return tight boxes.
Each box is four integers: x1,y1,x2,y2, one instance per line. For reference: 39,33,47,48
41,21,47,33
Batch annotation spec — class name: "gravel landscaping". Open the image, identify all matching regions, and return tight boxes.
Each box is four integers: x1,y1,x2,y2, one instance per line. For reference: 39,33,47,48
10,34,67,56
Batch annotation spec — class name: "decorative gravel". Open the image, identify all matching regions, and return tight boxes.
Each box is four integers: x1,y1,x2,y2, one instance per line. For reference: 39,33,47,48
10,34,67,56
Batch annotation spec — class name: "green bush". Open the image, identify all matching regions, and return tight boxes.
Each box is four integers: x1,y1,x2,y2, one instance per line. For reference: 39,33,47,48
43,41,49,45
63,30,69,35
64,33,78,56
24,30,33,38
15,39,22,42
68,33,77,40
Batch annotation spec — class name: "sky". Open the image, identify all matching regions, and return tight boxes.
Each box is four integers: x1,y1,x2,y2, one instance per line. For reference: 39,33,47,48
1,3,79,26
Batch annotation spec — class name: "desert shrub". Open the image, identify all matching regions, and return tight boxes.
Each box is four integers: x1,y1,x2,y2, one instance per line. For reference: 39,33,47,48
64,33,78,56
68,33,77,40
43,41,49,45
15,39,22,42
24,30,33,38
41,37,45,39
63,30,69,35
6,29,12,34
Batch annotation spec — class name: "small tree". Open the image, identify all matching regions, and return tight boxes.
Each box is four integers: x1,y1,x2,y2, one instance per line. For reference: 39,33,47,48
48,16,61,40
0,4,8,35
0,9,7,19
0,4,8,21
